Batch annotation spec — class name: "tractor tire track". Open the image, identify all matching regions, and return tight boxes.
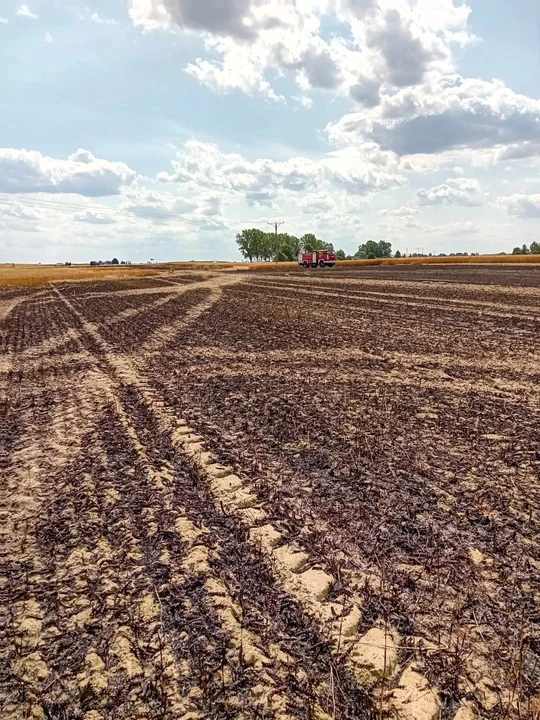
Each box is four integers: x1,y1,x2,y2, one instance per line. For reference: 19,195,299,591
3,377,109,718
139,274,243,355
51,283,440,719
242,282,540,321
48,284,347,719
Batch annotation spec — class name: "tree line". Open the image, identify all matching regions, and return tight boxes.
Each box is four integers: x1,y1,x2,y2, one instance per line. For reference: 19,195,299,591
236,228,540,263
235,229,336,262
512,242,540,255
235,229,395,262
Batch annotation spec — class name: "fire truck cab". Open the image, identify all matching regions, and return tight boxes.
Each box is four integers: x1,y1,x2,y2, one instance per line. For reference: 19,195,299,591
298,249,337,268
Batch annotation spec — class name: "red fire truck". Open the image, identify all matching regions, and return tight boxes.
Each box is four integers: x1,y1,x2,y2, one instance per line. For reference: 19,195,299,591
298,249,337,268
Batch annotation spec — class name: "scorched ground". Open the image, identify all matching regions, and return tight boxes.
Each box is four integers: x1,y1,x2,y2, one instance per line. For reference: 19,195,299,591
3,265,540,719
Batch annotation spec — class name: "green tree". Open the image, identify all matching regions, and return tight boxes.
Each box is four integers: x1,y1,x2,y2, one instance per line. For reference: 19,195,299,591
275,234,301,261
354,240,377,259
530,241,540,254
111,257,119,265
236,228,340,262
260,231,278,261
235,228,267,261
512,247,522,255
301,234,332,252
301,233,317,251
336,249,346,261
522,244,529,255
354,240,392,259
394,250,401,258
378,241,392,258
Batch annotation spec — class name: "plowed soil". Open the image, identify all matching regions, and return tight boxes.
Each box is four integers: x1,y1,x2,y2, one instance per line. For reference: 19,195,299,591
3,265,540,720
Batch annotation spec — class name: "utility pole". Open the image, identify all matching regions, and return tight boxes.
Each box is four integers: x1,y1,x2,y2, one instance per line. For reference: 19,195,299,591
267,221,284,241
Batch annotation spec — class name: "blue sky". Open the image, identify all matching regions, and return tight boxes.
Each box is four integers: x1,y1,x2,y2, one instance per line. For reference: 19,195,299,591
1,0,540,262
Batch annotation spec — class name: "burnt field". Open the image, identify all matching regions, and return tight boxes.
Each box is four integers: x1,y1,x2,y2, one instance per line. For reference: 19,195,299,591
3,265,540,720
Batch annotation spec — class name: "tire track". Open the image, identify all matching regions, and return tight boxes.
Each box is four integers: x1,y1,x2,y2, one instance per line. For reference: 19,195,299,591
50,285,443,719
255,274,540,303
49,284,344,719
243,281,540,321
140,275,242,355
3,381,108,718
151,344,540,381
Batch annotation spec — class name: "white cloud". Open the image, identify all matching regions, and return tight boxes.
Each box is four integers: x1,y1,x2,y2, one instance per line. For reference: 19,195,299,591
157,138,403,205
200,194,225,215
186,55,282,100
130,0,268,38
495,142,540,163
129,0,474,101
44,32,53,44
0,148,137,196
119,187,227,221
438,220,480,235
158,140,321,194
416,177,482,206
0,200,44,221
366,8,446,89
73,210,117,224
350,77,381,108
0,198,72,234
328,75,540,160
121,189,197,217
245,190,277,207
131,1,538,194
90,12,119,25
0,17,8,24
17,4,38,19
496,193,540,219
380,217,480,236
380,205,418,216
299,191,337,214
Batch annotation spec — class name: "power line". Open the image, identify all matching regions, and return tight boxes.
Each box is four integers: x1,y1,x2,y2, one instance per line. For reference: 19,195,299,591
0,197,184,222
267,220,284,240
0,192,201,223
0,193,293,230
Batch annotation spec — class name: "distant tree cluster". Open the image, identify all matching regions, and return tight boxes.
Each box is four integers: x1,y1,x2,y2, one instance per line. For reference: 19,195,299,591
236,230,540,263
354,240,392,259
235,229,347,262
512,242,540,255
433,252,479,257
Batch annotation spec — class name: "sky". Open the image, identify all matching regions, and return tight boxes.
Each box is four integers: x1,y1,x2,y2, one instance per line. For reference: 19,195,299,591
1,0,540,263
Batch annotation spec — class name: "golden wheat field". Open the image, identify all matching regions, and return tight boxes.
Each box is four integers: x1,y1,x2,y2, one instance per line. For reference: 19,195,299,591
3,262,540,720
3,256,540,289
0,265,158,287
157,255,540,274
